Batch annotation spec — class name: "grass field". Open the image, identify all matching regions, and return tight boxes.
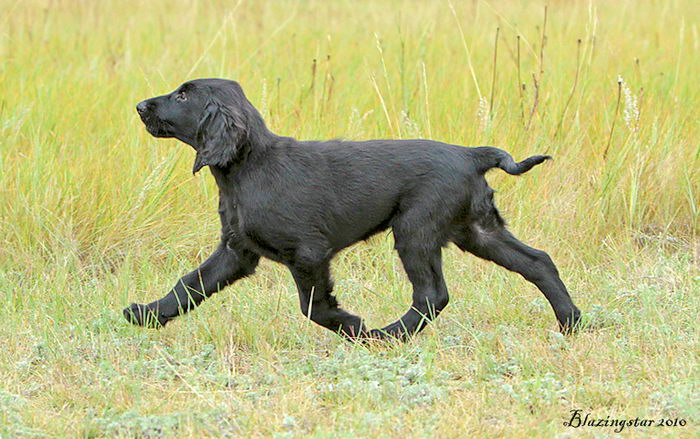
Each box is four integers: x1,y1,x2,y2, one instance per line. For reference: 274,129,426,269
1,0,699,437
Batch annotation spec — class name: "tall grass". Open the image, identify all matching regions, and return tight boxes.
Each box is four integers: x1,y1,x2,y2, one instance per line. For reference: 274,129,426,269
0,0,698,437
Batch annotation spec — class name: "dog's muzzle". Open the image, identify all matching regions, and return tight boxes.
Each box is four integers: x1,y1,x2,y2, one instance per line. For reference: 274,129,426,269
136,101,169,137
136,101,148,115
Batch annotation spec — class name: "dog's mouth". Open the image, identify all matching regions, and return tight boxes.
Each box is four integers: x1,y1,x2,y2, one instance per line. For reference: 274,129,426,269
139,114,171,138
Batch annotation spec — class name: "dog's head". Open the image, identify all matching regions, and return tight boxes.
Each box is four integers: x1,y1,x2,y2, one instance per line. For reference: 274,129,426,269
136,78,263,174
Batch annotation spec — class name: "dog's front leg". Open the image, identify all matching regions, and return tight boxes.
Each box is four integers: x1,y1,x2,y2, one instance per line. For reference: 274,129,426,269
289,258,367,340
123,242,260,328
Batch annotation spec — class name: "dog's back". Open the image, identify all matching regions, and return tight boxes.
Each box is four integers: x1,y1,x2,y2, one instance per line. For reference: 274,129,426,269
257,139,545,252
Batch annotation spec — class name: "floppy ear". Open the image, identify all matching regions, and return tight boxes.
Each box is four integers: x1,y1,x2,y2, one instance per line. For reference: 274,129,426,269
193,99,247,174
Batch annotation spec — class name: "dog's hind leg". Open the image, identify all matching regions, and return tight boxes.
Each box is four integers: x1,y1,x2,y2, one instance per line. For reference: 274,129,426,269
454,224,581,333
370,227,449,340
289,250,367,339
123,242,260,328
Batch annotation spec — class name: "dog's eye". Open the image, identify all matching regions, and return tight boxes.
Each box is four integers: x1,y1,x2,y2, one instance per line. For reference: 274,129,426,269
175,91,187,102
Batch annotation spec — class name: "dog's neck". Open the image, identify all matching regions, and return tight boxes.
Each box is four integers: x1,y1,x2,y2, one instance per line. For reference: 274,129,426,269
205,127,283,186
194,115,280,177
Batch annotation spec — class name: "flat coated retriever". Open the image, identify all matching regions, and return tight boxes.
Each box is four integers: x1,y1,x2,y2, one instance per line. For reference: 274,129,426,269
125,78,581,340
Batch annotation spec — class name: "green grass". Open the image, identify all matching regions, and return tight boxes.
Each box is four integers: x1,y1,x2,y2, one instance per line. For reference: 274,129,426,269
1,0,698,437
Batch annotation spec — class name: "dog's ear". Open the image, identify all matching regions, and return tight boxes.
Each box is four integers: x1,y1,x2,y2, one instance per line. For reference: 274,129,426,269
193,98,247,174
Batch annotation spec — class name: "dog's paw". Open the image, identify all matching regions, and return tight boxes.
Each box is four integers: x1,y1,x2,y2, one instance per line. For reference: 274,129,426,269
122,303,166,328
366,327,408,342
558,309,583,335
367,329,387,339
338,319,369,341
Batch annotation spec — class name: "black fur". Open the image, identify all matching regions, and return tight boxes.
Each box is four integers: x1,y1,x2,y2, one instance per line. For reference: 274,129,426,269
125,78,581,340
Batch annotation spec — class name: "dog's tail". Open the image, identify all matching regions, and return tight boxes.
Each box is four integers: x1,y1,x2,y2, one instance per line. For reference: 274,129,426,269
473,146,551,175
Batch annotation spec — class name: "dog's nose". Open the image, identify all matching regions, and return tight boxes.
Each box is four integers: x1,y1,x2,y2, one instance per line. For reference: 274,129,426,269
136,101,148,114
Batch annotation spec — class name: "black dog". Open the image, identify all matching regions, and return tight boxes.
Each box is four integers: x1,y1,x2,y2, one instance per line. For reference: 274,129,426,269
125,78,581,340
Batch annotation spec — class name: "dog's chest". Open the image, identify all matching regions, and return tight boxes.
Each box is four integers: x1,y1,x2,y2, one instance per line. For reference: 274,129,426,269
216,195,237,237
216,193,258,244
